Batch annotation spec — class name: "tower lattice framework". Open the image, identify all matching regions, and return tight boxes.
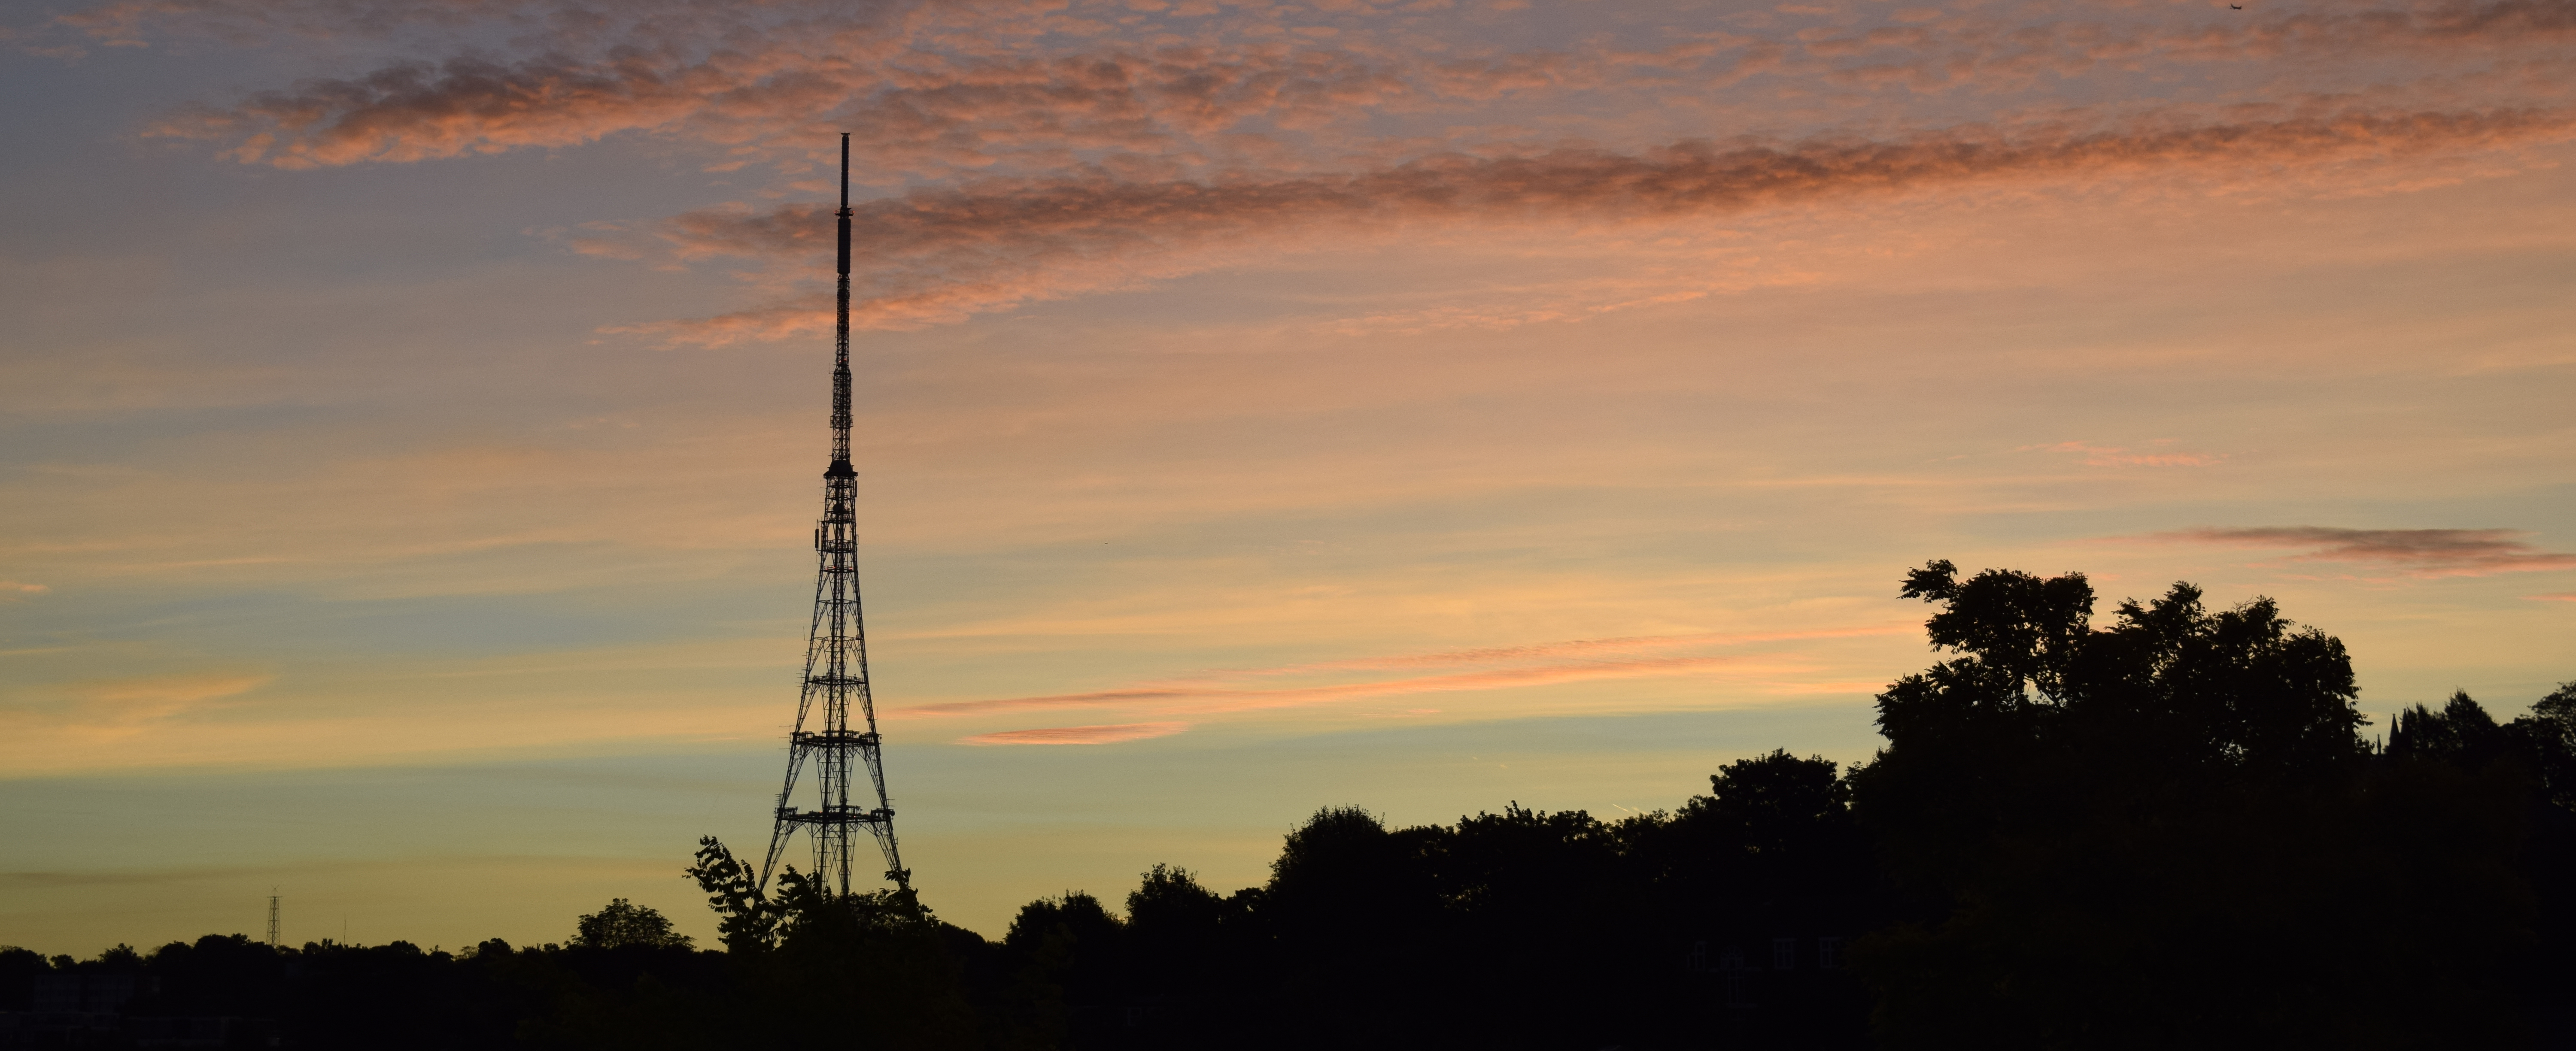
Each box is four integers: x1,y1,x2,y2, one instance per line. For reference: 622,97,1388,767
762,133,908,896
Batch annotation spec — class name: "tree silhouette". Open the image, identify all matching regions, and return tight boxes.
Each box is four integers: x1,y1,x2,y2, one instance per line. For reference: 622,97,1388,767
1854,560,2541,1048
2512,681,2576,811
571,899,693,950
682,836,778,952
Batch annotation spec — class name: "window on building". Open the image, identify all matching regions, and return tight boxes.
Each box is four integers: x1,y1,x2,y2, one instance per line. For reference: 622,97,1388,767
1773,938,1796,971
1688,940,1708,972
1818,936,1843,969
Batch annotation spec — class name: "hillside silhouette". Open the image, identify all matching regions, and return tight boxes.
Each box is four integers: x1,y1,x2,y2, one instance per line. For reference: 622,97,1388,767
8,560,2572,1048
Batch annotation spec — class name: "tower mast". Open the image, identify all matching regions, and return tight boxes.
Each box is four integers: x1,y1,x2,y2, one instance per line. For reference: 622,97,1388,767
761,133,908,896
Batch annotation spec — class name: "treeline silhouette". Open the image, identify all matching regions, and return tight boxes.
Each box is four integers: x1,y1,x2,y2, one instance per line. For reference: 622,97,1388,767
7,561,2572,1049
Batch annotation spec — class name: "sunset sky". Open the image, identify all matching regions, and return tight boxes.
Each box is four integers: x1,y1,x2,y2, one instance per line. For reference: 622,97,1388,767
3,0,2572,954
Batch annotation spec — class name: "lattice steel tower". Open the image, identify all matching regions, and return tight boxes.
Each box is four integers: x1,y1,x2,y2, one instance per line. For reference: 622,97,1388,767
761,133,908,896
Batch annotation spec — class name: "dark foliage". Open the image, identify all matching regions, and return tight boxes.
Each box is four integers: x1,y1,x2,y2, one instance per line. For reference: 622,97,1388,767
997,771,1887,1051
568,899,692,951
9,560,2566,1050
1851,561,2562,1049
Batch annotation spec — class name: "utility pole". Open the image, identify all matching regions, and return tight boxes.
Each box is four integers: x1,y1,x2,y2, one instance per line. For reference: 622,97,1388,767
760,133,908,897
266,892,279,947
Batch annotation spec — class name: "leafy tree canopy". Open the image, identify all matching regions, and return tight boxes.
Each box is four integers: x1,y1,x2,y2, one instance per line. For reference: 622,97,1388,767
570,899,691,951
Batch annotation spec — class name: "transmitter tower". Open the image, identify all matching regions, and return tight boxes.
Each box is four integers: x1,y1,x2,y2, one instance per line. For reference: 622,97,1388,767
760,133,908,896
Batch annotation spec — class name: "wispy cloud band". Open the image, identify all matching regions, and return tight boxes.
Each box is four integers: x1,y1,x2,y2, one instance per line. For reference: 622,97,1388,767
113,0,2576,174
911,654,1763,719
957,721,1192,745
597,104,2576,342
901,624,1907,729
2154,526,2576,578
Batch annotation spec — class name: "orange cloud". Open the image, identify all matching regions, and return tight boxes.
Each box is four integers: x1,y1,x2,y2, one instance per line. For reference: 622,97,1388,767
957,721,1192,745
0,672,277,745
2528,593,2576,602
200,56,723,168
146,39,1595,176
1808,0,2576,93
75,672,271,706
606,104,2576,341
154,48,1287,171
2153,526,2576,578
129,0,2576,174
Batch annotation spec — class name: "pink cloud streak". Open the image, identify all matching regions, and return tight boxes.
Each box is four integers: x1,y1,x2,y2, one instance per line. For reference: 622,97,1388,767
904,654,1774,720
957,721,1191,745
895,627,1901,726
1192,624,1912,679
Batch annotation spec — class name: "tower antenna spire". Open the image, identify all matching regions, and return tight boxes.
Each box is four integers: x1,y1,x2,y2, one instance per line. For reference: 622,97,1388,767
761,133,908,896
